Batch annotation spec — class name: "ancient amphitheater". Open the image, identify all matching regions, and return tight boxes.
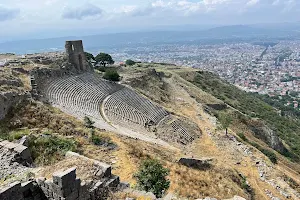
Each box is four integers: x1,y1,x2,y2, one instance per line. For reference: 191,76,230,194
32,40,198,146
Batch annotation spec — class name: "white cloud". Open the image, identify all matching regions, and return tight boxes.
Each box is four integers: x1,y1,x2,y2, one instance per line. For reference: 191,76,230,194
246,0,260,7
0,5,20,21
62,3,103,20
0,0,300,41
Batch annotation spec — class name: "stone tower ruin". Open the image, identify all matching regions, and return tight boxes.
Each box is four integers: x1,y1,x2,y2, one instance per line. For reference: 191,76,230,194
65,40,92,72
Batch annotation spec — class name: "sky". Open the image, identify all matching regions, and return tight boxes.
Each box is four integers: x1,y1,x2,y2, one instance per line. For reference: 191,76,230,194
0,0,299,42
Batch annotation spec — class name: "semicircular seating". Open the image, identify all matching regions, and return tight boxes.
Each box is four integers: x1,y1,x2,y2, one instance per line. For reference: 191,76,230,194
44,72,195,143
103,88,169,133
45,73,123,120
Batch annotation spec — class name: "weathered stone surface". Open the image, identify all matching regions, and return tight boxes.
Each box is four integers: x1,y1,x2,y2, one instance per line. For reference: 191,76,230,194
0,182,23,200
247,120,287,154
65,151,112,178
65,40,92,72
0,92,25,120
0,140,32,181
0,151,122,200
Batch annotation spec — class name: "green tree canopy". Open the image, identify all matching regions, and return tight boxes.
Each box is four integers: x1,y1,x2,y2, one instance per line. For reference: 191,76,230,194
85,52,95,61
134,159,170,198
125,59,136,66
103,69,120,82
95,53,114,67
218,112,232,135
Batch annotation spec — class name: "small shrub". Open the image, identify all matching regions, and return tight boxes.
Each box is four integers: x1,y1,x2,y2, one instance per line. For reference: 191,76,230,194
97,67,106,72
84,116,95,129
91,134,116,148
237,132,248,142
134,159,170,198
260,149,278,164
103,69,120,82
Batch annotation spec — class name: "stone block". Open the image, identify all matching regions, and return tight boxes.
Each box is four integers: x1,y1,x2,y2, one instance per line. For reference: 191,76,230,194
105,175,120,191
51,182,64,196
13,144,27,153
65,189,79,200
36,177,46,187
15,146,33,164
3,141,18,150
21,180,34,192
0,182,22,200
53,167,76,188
0,140,9,147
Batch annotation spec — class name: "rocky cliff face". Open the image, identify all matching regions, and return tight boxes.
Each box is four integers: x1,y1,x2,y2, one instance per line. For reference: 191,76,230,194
0,75,27,120
247,120,287,154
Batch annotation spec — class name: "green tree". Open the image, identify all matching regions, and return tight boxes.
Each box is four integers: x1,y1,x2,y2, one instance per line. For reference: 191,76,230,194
103,69,120,82
218,112,232,135
85,52,95,61
95,53,114,67
134,159,170,198
84,116,95,129
125,59,136,66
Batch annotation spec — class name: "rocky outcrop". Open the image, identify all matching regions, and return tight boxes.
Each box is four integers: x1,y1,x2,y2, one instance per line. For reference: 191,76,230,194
247,120,287,154
0,92,26,120
0,139,32,184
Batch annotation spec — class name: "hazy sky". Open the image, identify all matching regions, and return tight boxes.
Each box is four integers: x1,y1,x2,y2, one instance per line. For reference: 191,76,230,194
0,0,299,41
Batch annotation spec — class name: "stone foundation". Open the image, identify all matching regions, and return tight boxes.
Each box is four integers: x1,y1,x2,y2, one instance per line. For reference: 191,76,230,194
0,151,122,200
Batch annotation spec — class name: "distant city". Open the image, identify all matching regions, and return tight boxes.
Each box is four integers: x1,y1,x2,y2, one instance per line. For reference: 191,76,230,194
1,25,300,109
106,40,300,109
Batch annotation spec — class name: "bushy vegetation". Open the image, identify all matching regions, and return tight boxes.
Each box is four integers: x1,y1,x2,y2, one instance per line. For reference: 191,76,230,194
134,159,170,198
185,71,300,161
237,132,248,142
217,112,232,135
84,116,95,129
28,133,78,165
95,53,114,67
1,101,88,137
254,93,300,118
125,59,136,66
85,52,95,61
103,69,120,81
91,134,115,147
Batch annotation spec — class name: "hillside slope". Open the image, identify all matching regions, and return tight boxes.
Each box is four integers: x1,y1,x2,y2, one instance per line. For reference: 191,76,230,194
1,63,300,199
120,64,300,199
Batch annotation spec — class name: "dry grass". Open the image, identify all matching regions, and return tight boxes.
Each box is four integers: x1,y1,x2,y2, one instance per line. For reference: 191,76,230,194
111,191,153,200
37,157,96,180
4,101,90,137
2,65,299,199
111,135,179,185
16,73,31,90
166,163,246,199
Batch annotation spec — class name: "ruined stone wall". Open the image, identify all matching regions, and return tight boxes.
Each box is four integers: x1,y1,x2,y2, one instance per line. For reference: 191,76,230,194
0,139,33,180
0,152,122,200
65,40,92,72
30,66,76,100
30,40,93,100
